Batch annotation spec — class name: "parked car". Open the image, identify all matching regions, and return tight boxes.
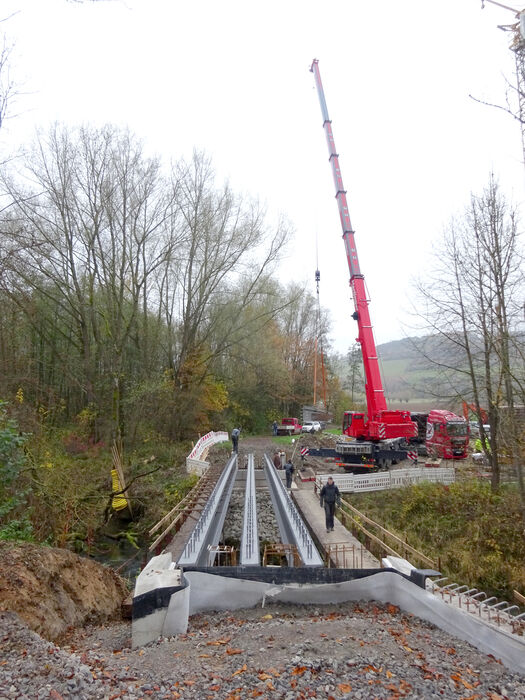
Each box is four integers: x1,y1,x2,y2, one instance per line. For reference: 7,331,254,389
301,421,322,433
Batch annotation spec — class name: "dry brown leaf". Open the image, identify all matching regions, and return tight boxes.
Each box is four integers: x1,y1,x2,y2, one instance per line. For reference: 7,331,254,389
292,665,307,676
231,664,247,677
207,637,231,646
266,681,275,690
226,648,243,655
363,664,380,673
198,654,211,658
387,603,399,615
324,612,340,620
258,673,272,681
208,685,221,691
386,670,393,679
338,682,352,692
268,667,281,677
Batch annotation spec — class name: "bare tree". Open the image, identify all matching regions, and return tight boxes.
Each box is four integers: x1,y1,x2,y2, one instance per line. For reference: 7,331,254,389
155,151,291,438
0,124,176,438
0,20,16,131
413,175,524,515
345,343,364,406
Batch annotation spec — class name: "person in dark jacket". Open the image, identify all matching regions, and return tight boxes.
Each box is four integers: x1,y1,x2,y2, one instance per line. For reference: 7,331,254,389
272,420,278,436
231,427,240,454
284,459,295,488
320,476,341,532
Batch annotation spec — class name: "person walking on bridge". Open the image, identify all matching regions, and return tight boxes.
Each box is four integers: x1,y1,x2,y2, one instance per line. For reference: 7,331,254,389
320,476,341,533
284,459,295,488
231,427,240,454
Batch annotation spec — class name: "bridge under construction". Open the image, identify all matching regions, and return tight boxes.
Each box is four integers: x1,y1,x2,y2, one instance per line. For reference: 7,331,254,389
132,452,525,674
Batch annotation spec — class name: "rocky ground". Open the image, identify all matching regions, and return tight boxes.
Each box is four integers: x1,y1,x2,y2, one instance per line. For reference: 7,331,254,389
223,491,281,543
2,602,525,699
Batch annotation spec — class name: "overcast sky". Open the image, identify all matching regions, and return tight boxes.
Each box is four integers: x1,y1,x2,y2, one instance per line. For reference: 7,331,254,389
1,0,523,354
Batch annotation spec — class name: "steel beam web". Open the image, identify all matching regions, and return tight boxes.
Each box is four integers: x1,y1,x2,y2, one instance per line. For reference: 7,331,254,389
177,454,238,566
263,455,323,567
240,454,260,566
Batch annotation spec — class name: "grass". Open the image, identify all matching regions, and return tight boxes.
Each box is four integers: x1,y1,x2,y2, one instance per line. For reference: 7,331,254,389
347,481,525,601
271,435,298,446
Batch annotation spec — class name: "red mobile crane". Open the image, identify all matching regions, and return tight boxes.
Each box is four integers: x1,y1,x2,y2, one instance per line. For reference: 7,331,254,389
310,59,416,445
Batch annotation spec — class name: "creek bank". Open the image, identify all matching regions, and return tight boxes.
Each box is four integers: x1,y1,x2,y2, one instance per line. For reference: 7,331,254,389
0,541,127,642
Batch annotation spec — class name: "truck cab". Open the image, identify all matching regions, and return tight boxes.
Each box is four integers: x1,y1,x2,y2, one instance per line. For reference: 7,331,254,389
426,409,469,459
277,417,302,435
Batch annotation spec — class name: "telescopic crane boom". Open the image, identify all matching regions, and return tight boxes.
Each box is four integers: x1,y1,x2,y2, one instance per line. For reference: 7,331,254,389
310,59,415,442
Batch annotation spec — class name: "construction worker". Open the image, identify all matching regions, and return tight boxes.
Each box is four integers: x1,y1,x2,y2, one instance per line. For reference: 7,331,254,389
231,427,240,454
475,435,491,454
320,476,341,533
284,459,295,488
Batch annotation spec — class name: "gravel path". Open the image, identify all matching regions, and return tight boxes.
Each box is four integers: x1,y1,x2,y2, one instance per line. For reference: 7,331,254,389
2,602,524,699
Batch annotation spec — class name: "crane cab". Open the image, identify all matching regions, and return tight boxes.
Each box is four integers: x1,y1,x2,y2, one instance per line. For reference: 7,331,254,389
342,411,367,439
343,410,417,442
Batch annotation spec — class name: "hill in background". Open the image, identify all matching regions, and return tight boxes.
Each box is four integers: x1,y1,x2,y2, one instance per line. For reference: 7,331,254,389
331,335,454,412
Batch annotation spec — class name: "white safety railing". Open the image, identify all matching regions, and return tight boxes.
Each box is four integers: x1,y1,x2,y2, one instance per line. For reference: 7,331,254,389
188,430,229,459
316,467,455,493
186,430,229,474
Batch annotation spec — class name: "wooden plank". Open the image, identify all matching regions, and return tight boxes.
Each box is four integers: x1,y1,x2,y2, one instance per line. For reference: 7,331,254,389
513,589,525,605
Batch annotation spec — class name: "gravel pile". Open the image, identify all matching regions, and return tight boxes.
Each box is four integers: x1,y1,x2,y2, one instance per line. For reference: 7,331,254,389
0,611,108,700
2,602,524,699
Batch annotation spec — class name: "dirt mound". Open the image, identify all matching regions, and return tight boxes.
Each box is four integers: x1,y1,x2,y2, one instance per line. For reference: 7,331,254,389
0,542,127,642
